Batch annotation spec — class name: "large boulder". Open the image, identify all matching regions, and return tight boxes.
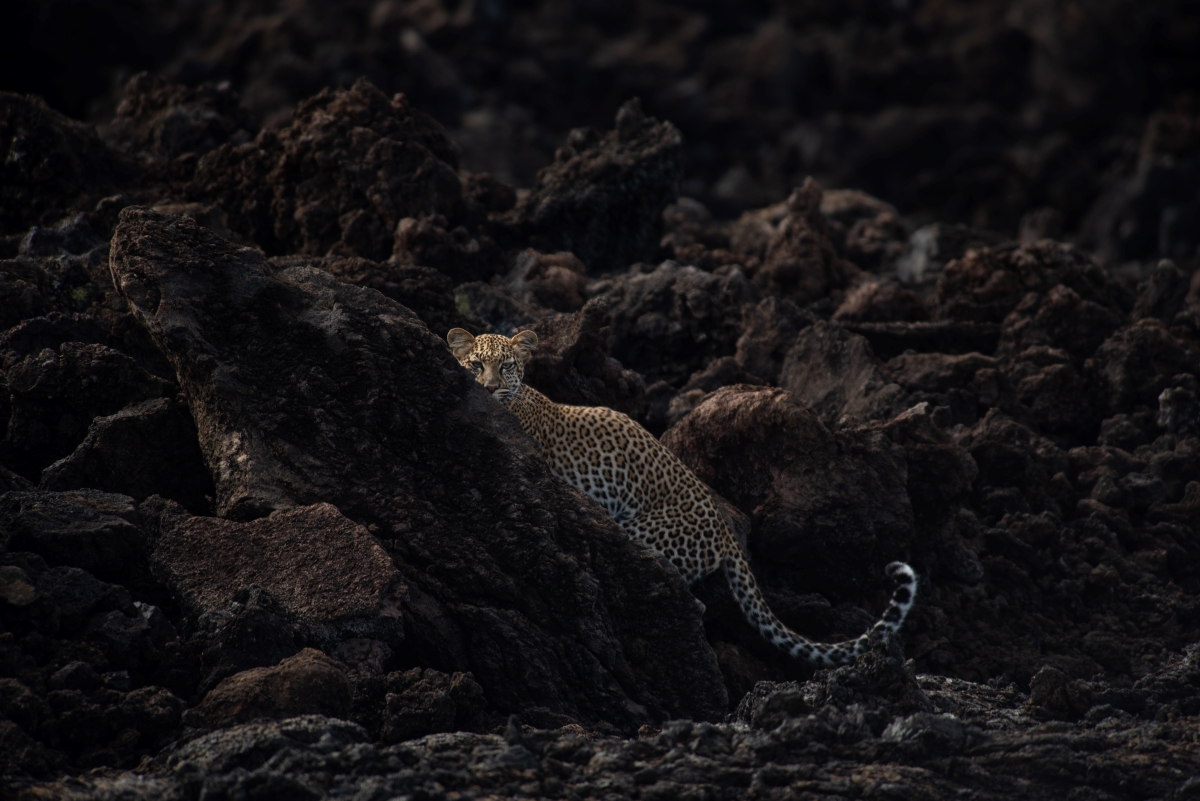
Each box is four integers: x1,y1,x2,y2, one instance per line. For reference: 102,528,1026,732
589,260,755,388
1,342,174,480
661,386,913,601
523,299,647,420
733,178,858,306
107,207,727,729
0,490,153,592
0,93,133,237
185,648,353,729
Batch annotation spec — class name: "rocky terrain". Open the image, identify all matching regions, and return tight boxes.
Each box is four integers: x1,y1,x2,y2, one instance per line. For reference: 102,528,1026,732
2,1,1200,798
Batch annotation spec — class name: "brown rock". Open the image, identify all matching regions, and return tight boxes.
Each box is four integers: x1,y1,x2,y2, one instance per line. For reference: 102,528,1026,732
0,93,133,237
1087,319,1198,417
778,321,909,425
751,178,858,305
661,385,913,600
524,299,647,420
820,188,909,273
151,503,404,649
502,249,589,313
590,260,755,387
188,78,461,259
733,297,815,385
2,342,174,479
997,284,1122,363
831,279,926,323
935,241,1118,324
188,648,352,727
40,398,213,514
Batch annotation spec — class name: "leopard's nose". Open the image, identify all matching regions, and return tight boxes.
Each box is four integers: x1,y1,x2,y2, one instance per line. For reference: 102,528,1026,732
485,385,498,394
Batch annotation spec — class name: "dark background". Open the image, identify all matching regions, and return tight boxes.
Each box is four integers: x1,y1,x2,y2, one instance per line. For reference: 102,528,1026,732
3,0,1199,259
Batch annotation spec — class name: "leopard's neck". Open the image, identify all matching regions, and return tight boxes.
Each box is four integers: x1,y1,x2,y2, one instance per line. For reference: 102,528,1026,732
504,383,561,442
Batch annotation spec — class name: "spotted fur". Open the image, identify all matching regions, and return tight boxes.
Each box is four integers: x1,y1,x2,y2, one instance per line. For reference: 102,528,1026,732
446,328,918,667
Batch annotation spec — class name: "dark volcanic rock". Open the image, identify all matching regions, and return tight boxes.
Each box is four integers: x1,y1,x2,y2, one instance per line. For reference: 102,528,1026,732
1086,319,1198,418
820,188,910,273
0,490,152,591
501,249,589,314
744,178,858,306
1,342,174,480
935,241,1119,324
0,93,132,237
997,284,1123,363
590,260,754,388
108,206,727,729
40,398,213,514
524,300,647,421
733,297,815,385
778,321,909,426
501,98,682,275
351,666,490,744
101,73,254,176
271,254,472,337
173,585,307,699
188,78,462,260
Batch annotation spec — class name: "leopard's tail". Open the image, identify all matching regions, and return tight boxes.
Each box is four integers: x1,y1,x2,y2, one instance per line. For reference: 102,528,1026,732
721,554,917,667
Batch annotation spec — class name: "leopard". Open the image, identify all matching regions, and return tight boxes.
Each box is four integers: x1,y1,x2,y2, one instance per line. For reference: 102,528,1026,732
446,327,918,667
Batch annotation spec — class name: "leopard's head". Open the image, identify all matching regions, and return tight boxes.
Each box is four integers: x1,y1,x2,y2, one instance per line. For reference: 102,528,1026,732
446,329,538,402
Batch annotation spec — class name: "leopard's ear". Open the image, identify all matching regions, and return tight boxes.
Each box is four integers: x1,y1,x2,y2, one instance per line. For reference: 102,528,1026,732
510,329,538,365
446,328,476,360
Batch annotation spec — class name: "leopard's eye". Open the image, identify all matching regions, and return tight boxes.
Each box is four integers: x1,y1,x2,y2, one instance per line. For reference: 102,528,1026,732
469,360,483,370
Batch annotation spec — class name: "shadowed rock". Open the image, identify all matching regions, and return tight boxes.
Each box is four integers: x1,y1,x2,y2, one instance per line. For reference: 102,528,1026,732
40,398,213,514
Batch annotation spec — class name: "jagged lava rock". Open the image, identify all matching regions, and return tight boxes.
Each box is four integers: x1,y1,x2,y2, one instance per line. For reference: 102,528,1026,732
0,490,152,591
0,93,133,237
590,260,754,387
501,98,683,274
108,207,727,728
738,178,858,306
188,78,462,259
186,648,352,729
1,342,174,480
523,299,647,420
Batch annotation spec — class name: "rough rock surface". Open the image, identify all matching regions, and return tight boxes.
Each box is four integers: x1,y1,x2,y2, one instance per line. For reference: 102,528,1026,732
185,647,352,728
590,260,755,388
500,99,682,275
151,503,405,652
107,206,727,729
26,645,1200,800
187,78,463,260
